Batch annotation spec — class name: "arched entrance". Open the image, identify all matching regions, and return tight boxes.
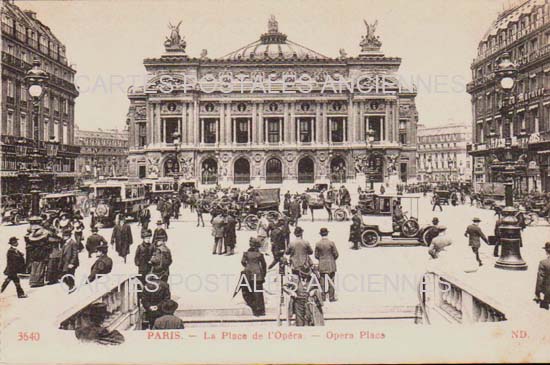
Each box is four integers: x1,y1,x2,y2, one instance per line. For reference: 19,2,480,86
201,158,218,185
163,157,179,177
234,158,251,184
298,156,315,183
330,156,346,183
266,157,283,184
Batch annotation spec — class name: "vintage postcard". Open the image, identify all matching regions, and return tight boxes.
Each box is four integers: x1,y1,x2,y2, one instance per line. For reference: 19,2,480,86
1,0,550,363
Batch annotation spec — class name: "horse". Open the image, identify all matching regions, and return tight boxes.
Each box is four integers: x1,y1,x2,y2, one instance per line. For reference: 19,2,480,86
305,193,333,222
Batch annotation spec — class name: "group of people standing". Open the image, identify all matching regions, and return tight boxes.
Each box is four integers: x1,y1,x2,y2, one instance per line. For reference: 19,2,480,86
238,223,339,326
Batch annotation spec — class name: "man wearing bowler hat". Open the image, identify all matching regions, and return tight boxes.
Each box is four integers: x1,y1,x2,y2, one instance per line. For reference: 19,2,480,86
88,241,113,283
286,226,313,274
86,226,107,259
464,217,488,266
535,242,550,310
1,237,27,298
153,220,168,245
315,228,339,302
135,229,154,284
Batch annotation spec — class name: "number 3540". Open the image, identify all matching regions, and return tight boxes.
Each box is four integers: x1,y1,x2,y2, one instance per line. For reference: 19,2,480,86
17,332,40,341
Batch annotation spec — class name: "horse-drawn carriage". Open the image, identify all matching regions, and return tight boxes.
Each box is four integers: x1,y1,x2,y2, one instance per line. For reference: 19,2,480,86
358,194,436,247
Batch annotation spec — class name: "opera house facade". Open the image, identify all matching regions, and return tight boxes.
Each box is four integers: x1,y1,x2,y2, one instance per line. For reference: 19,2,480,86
126,17,418,188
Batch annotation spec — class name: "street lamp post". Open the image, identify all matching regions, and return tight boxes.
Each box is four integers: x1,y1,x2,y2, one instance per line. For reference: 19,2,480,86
172,132,181,190
25,59,49,219
493,51,527,271
364,128,375,191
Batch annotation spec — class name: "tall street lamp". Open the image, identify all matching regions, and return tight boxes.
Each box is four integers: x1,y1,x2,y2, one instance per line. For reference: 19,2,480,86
364,128,375,191
172,132,181,190
25,59,49,219
493,51,527,271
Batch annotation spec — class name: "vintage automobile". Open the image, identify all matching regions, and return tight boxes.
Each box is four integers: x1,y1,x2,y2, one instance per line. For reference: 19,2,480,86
359,194,435,247
90,180,147,227
239,188,282,230
144,179,178,203
432,189,451,205
40,191,80,226
1,194,30,225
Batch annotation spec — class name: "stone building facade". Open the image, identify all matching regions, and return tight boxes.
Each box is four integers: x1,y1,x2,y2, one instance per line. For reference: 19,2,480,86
417,123,472,183
127,17,418,188
467,0,550,192
1,0,79,194
74,126,129,180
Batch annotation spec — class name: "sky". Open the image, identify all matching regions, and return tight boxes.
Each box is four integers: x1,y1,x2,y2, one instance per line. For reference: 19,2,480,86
16,0,509,131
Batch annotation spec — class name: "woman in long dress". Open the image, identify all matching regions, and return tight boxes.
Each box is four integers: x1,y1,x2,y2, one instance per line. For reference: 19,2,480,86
240,237,266,316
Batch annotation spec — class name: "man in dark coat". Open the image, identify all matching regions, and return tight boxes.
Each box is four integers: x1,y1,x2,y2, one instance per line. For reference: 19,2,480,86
86,227,107,258
75,303,124,345
150,238,172,282
286,226,313,274
268,218,287,269
464,217,488,266
59,229,80,291
349,214,362,250
153,220,168,245
289,197,302,225
224,211,237,255
162,200,172,229
88,242,113,283
1,237,27,298
315,228,339,302
139,207,151,231
142,277,171,329
172,197,181,220
153,299,185,329
432,193,443,212
111,216,133,263
134,229,154,284
535,242,550,310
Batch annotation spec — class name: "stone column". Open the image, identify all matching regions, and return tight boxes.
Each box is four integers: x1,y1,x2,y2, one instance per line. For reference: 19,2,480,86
348,98,355,143
315,102,321,143
192,101,199,145
155,103,162,144
252,103,257,144
290,102,296,144
321,102,327,144
220,103,225,145
258,103,264,144
283,103,289,143
359,102,365,142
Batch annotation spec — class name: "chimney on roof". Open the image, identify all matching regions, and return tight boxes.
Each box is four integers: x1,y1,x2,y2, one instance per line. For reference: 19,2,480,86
24,10,37,19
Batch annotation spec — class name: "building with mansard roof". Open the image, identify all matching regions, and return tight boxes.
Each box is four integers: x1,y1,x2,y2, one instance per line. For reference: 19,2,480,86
467,0,550,193
126,17,418,188
1,0,79,194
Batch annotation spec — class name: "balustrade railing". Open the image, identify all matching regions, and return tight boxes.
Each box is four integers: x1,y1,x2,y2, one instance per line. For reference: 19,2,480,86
421,272,506,324
59,275,141,331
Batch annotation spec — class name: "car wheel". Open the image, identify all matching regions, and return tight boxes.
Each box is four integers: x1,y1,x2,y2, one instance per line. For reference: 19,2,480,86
244,214,259,230
361,229,380,248
402,219,420,238
334,209,346,221
12,214,20,225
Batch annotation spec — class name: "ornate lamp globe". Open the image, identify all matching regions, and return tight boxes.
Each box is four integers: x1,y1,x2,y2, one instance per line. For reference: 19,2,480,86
25,59,49,99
